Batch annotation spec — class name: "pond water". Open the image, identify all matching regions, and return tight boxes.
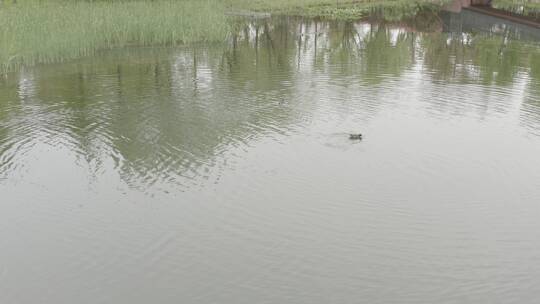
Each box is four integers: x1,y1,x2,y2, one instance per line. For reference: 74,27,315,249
1,9,540,304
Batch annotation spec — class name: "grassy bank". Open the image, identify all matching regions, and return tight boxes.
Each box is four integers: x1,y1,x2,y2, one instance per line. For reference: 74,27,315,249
0,0,445,72
226,0,447,20
492,0,540,19
0,0,229,72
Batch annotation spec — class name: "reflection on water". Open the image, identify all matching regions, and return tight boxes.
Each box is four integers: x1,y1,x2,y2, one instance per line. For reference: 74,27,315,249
1,10,540,304
442,8,540,41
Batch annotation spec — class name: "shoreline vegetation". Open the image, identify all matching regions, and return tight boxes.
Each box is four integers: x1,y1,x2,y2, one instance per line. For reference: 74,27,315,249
0,0,229,72
0,0,538,72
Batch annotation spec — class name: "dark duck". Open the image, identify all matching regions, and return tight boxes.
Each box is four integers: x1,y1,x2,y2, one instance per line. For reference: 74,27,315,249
349,133,362,140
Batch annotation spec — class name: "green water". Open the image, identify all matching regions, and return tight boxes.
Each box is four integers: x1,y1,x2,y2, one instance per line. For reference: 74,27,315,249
1,10,540,304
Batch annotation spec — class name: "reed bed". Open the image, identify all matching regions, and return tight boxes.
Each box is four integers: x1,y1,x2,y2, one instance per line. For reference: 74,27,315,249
0,0,445,71
0,0,230,72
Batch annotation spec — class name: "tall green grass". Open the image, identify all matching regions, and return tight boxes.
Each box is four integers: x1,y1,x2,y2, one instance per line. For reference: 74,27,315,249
0,0,230,72
0,0,446,72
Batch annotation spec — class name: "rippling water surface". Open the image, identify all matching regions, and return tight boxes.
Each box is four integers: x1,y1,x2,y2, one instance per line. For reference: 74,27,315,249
1,11,540,304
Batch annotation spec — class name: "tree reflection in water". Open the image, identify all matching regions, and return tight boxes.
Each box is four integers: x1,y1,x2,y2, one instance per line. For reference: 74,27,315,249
0,9,539,187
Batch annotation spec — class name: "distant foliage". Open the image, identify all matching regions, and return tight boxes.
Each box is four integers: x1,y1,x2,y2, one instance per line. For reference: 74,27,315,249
492,0,540,19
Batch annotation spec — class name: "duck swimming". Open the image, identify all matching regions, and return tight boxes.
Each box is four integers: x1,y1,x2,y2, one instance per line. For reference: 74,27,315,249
349,133,362,140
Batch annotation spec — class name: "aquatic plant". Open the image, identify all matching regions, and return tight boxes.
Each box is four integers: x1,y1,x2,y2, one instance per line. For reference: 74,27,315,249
0,0,230,72
0,0,448,72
